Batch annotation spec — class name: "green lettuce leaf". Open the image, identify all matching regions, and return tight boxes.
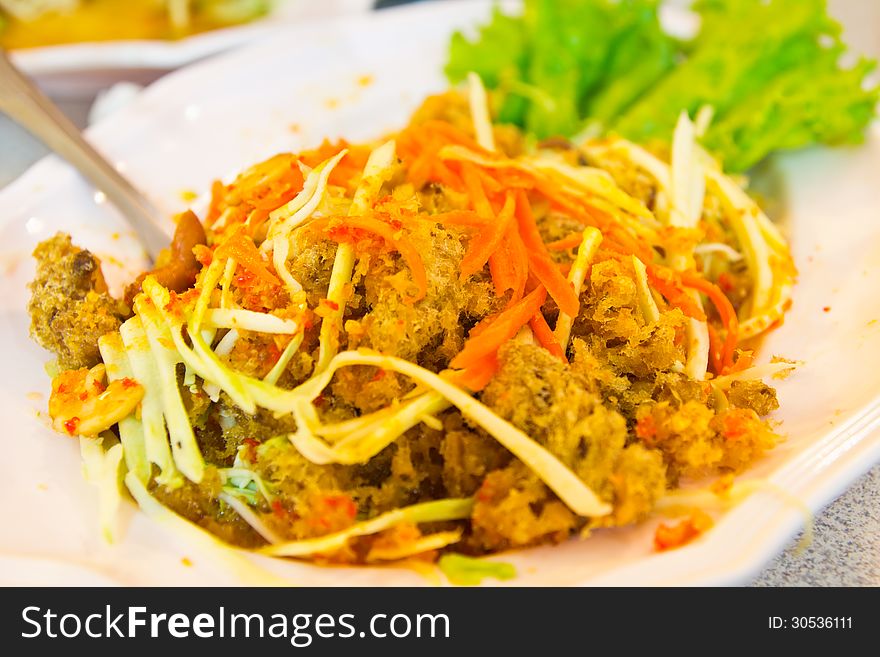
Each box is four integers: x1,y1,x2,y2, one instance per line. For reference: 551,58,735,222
438,554,517,586
445,0,878,170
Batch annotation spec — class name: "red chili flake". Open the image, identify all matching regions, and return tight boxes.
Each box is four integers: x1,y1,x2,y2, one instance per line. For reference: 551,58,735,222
92,379,107,393
120,378,138,389
313,393,327,408
476,480,493,503
635,415,657,441
79,392,89,401
370,369,387,382
266,343,281,364
823,306,831,313
63,417,80,436
241,437,260,463
323,299,339,311
56,383,68,394
271,500,289,520
717,272,734,293
323,494,357,519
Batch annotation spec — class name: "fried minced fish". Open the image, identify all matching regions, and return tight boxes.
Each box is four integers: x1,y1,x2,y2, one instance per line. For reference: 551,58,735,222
26,87,795,565
28,233,128,370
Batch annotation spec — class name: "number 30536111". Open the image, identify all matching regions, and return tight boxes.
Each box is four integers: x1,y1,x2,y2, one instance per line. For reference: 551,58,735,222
768,617,853,629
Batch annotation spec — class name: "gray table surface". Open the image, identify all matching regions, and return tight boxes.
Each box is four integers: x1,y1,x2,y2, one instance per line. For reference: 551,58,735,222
1,0,877,586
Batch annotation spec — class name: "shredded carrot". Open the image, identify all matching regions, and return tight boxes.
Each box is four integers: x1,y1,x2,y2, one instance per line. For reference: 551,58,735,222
432,159,464,190
546,233,585,251
427,210,490,227
451,285,548,370
680,271,739,370
407,134,438,190
299,139,370,188
205,179,225,226
654,510,713,551
706,323,724,376
311,215,427,303
529,313,567,363
506,222,530,305
460,190,516,281
514,190,579,316
646,265,707,321
726,350,754,374
418,120,484,151
460,162,494,219
214,229,281,286
451,352,499,391
475,166,504,195
489,245,515,298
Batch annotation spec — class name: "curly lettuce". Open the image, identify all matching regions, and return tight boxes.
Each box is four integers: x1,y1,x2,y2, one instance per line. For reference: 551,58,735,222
446,0,878,171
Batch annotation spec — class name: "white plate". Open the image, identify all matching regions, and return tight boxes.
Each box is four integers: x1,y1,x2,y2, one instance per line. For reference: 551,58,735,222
8,0,372,97
1,0,879,586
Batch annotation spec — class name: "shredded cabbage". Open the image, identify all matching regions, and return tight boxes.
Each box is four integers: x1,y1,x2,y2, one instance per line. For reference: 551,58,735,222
134,295,205,483
268,150,348,296
125,473,287,585
367,530,464,562
261,497,474,558
711,360,799,389
670,111,706,229
316,140,397,373
263,333,303,386
631,255,660,325
202,308,299,334
706,168,775,317
467,72,496,151
97,332,150,484
554,227,602,352
218,492,284,544
438,553,516,586
289,391,450,465
80,436,124,543
212,328,239,357
292,350,612,518
118,316,180,488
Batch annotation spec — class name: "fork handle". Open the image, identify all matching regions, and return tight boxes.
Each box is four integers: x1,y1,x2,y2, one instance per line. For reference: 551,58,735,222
0,49,170,259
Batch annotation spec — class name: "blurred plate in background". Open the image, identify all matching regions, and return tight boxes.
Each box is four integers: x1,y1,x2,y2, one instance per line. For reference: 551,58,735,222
7,0,372,98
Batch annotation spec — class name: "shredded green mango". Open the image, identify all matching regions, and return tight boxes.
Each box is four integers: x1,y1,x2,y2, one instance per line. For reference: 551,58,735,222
438,553,517,586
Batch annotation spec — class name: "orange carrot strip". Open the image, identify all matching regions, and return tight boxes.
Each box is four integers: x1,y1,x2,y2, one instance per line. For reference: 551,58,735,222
546,233,585,251
680,272,739,370
428,210,490,227
460,191,516,280
215,229,280,286
646,265,707,321
205,180,225,227
420,120,484,151
450,285,548,369
514,190,579,317
529,312,567,363
432,159,464,190
314,216,427,303
460,162,494,219
706,323,725,376
475,166,504,195
507,222,529,305
489,248,514,298
452,352,499,391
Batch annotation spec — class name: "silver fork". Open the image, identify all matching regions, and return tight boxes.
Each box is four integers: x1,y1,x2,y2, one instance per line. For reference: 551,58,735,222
0,49,169,259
